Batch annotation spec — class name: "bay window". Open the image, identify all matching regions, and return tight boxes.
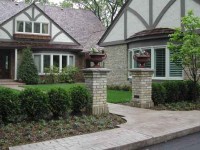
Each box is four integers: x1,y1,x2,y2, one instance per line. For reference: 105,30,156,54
33,53,75,74
128,46,183,80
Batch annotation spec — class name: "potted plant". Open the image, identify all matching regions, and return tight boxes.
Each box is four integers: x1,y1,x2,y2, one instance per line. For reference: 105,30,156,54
133,50,150,68
86,47,107,68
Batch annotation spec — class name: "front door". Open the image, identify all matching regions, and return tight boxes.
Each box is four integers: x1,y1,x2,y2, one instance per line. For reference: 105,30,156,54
0,51,11,79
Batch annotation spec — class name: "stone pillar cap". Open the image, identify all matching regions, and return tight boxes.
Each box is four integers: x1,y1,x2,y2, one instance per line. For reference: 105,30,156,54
82,68,111,73
129,68,154,72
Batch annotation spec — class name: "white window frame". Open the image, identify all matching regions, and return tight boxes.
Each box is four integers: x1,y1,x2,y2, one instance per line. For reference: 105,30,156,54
128,45,184,80
33,53,76,75
16,20,50,35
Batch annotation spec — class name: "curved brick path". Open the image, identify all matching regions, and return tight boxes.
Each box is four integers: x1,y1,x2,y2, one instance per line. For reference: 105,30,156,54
10,103,200,150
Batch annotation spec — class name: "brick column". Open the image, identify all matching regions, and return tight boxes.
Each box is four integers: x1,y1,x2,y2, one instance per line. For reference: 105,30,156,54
82,68,111,115
130,68,154,108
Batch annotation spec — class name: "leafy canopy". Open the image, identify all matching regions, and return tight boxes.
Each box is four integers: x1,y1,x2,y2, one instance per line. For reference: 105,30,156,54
167,10,200,83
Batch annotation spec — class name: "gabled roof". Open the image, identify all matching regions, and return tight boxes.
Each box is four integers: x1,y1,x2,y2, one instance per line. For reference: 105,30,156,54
0,0,105,51
98,0,131,46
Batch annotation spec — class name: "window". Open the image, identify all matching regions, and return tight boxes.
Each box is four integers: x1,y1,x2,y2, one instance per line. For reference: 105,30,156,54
34,55,41,73
25,22,32,33
155,48,165,77
42,23,48,34
16,21,49,34
33,53,75,74
62,56,68,68
129,46,183,80
44,55,51,72
34,23,40,33
17,21,23,32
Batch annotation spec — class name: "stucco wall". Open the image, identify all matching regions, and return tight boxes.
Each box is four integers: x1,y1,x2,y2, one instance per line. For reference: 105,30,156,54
104,44,130,85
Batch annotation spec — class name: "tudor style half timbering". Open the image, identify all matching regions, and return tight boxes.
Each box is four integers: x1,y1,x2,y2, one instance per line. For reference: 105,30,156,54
99,0,200,85
0,0,105,80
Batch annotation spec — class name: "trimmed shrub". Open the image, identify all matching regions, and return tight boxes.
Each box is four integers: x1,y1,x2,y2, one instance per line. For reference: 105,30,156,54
152,83,166,105
48,88,71,118
60,66,79,83
18,47,39,84
186,80,200,101
70,86,92,114
19,88,49,120
107,85,132,91
0,88,20,123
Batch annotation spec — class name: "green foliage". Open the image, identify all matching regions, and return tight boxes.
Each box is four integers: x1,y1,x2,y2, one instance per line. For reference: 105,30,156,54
152,81,200,105
43,66,79,84
19,88,49,120
0,88,19,123
70,86,92,113
186,80,200,101
168,10,200,86
152,83,166,105
48,88,71,118
107,85,132,91
18,47,39,84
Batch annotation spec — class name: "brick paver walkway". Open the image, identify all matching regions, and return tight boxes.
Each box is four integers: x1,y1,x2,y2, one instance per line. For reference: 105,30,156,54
10,103,200,150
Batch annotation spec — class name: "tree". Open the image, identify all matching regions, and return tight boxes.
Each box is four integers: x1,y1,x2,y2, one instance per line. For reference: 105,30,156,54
60,0,126,27
167,10,200,100
18,47,39,84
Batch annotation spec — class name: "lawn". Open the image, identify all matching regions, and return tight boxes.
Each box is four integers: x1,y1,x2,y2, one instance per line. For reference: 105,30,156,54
22,84,132,103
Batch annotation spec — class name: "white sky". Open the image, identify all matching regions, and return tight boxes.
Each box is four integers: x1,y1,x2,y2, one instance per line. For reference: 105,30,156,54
49,0,64,4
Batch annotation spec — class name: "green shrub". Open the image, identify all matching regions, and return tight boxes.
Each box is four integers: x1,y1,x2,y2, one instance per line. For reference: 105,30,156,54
48,88,71,118
107,85,131,91
18,47,39,84
152,83,166,105
19,88,49,120
70,86,92,114
0,88,20,123
59,66,79,83
186,80,200,101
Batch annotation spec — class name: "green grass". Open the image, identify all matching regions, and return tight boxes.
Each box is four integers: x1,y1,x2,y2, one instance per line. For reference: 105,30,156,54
22,84,132,103
107,90,131,103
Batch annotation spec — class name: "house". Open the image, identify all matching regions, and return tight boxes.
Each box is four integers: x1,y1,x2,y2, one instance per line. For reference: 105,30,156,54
98,0,200,85
0,0,105,80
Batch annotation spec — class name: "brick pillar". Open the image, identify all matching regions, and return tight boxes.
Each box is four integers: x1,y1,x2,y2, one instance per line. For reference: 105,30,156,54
82,68,111,115
130,68,154,108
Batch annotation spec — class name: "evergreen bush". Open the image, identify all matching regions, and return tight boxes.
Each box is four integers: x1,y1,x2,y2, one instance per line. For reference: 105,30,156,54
0,88,20,123
18,47,39,84
70,86,92,114
48,88,71,118
19,88,49,120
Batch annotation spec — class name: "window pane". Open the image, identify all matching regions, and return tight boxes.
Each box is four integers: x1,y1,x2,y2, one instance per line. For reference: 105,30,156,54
62,56,68,68
155,48,165,77
17,21,23,32
53,55,59,68
69,56,74,66
25,22,32,33
44,55,50,72
42,23,48,34
170,51,182,77
34,55,41,73
129,51,132,69
34,23,40,33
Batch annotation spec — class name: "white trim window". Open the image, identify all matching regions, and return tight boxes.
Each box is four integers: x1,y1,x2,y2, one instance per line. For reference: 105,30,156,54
128,46,183,80
33,53,75,75
16,21,49,35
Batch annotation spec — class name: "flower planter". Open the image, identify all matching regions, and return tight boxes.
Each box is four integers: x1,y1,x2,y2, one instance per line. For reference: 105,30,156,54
133,52,150,68
86,53,107,68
